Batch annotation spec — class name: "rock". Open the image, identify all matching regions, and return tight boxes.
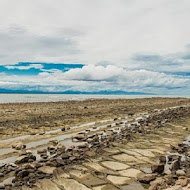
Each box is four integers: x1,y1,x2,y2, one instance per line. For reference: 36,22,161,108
0,163,5,169
15,155,30,164
151,164,164,174
12,142,26,150
149,177,166,190
0,173,4,177
176,177,188,187
170,160,180,171
57,144,66,154
61,127,66,131
38,166,56,175
17,170,30,178
48,145,56,152
50,140,59,146
37,149,47,154
159,156,166,163
176,169,186,176
167,155,180,163
62,153,70,159
78,143,88,149
85,151,96,157
72,134,85,141
15,154,36,164
138,174,157,184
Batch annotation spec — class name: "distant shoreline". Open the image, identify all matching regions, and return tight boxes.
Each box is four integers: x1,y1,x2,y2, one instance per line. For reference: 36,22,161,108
0,93,189,104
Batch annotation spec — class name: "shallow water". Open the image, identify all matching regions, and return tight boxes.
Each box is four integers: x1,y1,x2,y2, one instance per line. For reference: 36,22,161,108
0,94,188,103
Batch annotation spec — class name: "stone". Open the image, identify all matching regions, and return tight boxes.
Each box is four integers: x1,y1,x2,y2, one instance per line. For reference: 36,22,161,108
176,177,188,187
130,149,155,158
83,162,118,175
138,174,157,184
93,184,119,190
12,142,26,150
15,155,30,164
37,179,60,190
69,170,106,187
37,149,47,154
176,170,186,176
101,161,130,171
38,166,56,175
149,177,166,190
159,156,166,163
85,150,96,157
57,144,66,154
121,182,145,190
119,169,144,179
107,175,132,185
151,164,164,174
54,178,91,190
104,148,120,154
50,140,59,146
170,160,180,171
112,154,139,163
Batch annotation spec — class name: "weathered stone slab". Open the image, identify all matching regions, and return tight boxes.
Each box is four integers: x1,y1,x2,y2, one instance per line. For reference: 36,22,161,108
38,166,56,175
118,148,142,157
101,161,130,171
112,154,139,162
148,149,165,154
121,182,145,190
69,170,106,187
33,179,60,190
54,178,91,190
107,175,132,185
53,168,70,179
104,148,120,154
129,149,155,158
83,162,118,175
93,184,119,190
119,168,144,179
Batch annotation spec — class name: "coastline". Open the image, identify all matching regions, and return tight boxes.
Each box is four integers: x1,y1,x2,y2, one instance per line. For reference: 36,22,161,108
0,98,190,189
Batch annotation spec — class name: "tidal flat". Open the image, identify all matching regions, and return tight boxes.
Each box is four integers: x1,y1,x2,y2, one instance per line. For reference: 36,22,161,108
0,98,190,189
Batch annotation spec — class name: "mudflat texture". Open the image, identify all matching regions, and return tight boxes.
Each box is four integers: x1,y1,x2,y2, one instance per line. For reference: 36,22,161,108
0,98,190,139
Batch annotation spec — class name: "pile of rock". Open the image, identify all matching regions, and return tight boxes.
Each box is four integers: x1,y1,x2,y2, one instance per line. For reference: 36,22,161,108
138,141,190,189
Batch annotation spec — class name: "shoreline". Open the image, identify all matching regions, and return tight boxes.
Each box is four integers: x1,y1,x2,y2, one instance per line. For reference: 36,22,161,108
0,103,190,189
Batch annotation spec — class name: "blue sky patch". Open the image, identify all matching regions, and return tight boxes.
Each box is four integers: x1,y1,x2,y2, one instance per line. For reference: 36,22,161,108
0,62,84,75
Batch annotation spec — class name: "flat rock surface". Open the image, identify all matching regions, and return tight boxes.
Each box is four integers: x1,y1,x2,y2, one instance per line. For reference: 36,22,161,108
101,161,130,171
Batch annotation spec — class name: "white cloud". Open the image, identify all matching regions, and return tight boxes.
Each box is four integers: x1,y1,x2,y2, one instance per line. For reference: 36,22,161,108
5,64,43,70
0,65,189,94
0,0,190,65
0,0,190,94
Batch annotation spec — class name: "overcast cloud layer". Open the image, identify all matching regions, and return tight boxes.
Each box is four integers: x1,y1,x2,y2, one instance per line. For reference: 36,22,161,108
0,0,190,95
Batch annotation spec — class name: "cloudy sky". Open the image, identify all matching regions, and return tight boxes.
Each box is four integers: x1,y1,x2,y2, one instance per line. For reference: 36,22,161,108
0,0,190,95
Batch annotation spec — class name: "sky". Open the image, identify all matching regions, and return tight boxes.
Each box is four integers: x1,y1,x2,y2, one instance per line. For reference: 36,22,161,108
0,0,190,95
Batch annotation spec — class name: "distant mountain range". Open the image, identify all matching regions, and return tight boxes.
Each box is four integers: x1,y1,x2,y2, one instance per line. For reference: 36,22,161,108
0,88,154,95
